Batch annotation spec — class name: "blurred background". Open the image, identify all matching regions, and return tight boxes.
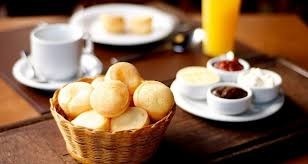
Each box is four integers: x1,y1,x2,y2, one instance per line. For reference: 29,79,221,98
0,0,307,23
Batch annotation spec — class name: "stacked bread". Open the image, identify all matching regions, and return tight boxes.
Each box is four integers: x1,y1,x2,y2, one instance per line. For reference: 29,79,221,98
57,62,174,132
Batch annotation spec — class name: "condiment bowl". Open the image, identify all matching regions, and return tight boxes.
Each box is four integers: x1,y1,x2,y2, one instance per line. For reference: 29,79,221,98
207,82,252,115
175,66,220,99
237,69,282,103
207,56,250,82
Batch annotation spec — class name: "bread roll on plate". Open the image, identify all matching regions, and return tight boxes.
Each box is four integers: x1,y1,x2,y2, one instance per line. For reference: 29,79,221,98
90,80,130,118
111,107,149,132
134,80,174,121
58,82,93,120
100,14,125,34
129,15,152,34
71,110,110,131
105,62,143,95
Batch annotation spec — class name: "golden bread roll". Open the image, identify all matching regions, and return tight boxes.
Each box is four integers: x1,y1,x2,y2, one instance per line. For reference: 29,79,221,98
111,107,149,132
58,82,93,120
90,80,130,118
129,15,152,34
100,14,125,34
105,62,143,95
91,75,105,88
133,80,174,121
71,110,110,131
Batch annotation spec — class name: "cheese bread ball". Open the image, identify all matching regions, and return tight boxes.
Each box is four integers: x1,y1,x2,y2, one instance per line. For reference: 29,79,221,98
105,62,143,95
129,15,152,34
133,80,174,121
100,14,125,34
91,75,105,88
111,107,149,132
58,82,93,120
71,110,110,131
90,80,130,118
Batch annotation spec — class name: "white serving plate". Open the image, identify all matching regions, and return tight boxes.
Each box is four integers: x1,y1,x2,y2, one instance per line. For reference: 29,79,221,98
69,3,177,46
170,80,284,122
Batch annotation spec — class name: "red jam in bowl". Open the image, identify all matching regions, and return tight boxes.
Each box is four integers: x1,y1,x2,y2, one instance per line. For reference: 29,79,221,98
213,58,244,71
211,86,247,99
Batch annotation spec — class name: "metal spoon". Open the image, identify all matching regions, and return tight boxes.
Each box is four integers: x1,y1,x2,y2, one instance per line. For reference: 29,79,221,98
110,27,203,64
21,50,48,83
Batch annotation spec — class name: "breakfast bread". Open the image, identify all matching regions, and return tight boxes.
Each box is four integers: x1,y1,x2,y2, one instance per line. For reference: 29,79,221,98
105,62,143,95
90,80,130,118
133,80,174,121
58,82,93,120
111,107,150,132
129,15,152,34
71,110,110,131
100,14,125,34
91,75,105,88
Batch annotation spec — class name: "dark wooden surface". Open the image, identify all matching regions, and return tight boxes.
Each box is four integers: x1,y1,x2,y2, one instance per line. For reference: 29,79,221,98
0,26,308,163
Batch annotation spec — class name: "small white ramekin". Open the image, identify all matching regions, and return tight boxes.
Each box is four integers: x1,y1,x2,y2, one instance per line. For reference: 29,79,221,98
237,69,282,103
206,56,250,82
175,66,220,100
207,82,252,115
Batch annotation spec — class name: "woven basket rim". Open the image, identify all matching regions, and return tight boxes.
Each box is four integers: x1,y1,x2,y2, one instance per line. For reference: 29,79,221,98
50,102,175,135
50,77,176,135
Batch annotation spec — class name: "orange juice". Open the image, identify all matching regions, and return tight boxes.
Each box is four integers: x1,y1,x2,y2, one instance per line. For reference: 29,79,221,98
202,0,241,56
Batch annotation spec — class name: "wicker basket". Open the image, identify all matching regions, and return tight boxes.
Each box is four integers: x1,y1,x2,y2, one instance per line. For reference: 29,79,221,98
50,78,176,163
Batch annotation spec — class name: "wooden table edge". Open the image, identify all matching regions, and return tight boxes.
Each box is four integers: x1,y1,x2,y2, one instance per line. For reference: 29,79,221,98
0,113,52,133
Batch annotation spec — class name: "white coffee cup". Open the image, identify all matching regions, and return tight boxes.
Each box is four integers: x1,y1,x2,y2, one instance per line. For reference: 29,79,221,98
30,23,87,81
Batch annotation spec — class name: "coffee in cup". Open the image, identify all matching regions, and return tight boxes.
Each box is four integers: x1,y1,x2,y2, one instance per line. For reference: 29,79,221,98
30,23,87,81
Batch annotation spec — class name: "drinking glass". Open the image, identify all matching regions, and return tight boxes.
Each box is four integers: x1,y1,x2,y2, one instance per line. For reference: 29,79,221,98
202,0,241,57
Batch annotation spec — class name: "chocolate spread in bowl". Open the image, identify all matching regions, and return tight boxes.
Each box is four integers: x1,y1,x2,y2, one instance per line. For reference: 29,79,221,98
211,86,247,99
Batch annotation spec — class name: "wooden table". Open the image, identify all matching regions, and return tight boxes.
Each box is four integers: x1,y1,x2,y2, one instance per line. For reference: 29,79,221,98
0,4,307,163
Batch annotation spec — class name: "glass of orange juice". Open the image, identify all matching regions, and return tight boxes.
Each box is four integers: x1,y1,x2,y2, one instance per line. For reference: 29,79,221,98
202,0,241,57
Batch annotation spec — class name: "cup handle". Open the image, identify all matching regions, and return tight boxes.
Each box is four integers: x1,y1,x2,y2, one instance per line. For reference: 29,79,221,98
82,32,93,55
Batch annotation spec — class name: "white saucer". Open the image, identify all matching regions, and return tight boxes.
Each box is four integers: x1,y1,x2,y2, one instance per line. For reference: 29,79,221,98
170,80,284,122
69,3,177,46
12,54,103,91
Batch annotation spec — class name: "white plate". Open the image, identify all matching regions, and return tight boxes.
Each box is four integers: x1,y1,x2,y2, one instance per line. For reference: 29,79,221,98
69,3,177,46
170,80,284,122
12,54,103,91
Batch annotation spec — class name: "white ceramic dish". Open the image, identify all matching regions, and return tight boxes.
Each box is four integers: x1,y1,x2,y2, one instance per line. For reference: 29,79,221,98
207,56,250,82
175,66,220,100
69,3,177,46
170,80,284,122
207,82,252,115
12,54,103,91
237,68,282,103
